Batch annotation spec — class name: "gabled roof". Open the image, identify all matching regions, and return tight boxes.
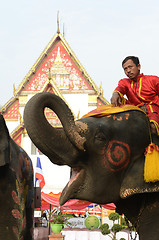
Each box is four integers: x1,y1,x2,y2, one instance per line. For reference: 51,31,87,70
0,31,108,115
1,28,109,142
16,32,99,93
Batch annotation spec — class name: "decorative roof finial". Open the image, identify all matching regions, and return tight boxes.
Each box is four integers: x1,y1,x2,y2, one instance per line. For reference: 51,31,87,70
63,23,65,37
76,110,80,120
98,81,103,95
13,83,16,97
57,11,60,34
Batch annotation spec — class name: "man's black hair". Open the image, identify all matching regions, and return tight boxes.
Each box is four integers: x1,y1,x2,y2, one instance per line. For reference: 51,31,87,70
122,56,140,67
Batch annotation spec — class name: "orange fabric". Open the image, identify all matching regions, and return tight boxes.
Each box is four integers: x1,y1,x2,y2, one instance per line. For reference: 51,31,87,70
82,104,144,118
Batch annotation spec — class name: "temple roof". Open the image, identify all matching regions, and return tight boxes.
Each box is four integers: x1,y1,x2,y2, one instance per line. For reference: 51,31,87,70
0,28,108,143
1,31,108,114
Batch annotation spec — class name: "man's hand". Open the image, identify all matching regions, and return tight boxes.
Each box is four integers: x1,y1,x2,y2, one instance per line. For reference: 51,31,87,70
111,92,122,107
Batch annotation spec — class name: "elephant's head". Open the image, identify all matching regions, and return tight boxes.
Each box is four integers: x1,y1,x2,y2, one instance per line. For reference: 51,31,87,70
24,92,159,206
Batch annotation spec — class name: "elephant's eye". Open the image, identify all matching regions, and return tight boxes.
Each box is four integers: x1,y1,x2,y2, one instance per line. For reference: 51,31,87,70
94,131,107,142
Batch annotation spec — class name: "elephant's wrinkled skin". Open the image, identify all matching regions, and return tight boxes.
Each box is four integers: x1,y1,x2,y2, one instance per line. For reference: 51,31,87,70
0,114,34,240
24,92,159,240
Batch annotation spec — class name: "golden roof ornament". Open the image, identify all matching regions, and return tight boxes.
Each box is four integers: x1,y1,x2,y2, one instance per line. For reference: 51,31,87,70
76,110,80,120
63,23,65,37
98,81,103,95
13,83,16,97
51,47,70,75
54,47,63,64
57,11,60,34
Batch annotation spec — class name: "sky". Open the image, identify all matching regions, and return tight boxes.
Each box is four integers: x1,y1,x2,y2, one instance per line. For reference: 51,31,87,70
1,0,159,108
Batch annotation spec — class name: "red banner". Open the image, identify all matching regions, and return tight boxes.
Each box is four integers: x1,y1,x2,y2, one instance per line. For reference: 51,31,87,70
41,192,116,211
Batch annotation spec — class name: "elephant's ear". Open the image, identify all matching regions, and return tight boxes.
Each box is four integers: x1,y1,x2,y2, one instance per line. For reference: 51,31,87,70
0,115,10,166
120,154,159,198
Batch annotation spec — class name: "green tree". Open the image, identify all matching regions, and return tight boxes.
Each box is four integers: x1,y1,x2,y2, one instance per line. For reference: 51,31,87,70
100,212,126,240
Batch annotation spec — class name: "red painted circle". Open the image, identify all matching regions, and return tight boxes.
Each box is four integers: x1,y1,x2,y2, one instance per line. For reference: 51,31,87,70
104,140,130,171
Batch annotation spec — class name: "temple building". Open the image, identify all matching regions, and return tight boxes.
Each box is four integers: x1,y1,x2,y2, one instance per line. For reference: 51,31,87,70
0,21,108,193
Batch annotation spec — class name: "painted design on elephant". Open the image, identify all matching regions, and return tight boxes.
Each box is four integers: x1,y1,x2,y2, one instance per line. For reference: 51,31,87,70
112,113,130,121
103,140,131,172
12,179,28,238
12,209,21,219
113,115,123,121
12,190,20,205
16,179,25,212
125,113,130,120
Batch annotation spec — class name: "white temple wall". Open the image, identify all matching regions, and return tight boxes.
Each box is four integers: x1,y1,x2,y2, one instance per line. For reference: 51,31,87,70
64,93,88,118
6,121,19,134
88,105,98,113
19,106,25,120
23,134,31,156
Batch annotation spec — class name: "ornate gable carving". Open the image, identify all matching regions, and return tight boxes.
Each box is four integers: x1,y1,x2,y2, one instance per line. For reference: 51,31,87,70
1,30,109,146
24,41,92,93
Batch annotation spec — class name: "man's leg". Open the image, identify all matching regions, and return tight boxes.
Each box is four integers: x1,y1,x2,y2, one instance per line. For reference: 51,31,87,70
150,122,157,134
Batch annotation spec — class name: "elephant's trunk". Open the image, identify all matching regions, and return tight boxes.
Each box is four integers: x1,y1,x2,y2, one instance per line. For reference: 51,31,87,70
24,93,86,165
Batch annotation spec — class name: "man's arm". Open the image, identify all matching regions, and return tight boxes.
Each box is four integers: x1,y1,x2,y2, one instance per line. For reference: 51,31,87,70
111,92,122,107
111,78,128,106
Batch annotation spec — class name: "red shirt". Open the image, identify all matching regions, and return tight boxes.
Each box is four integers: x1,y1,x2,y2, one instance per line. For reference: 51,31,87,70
114,73,159,126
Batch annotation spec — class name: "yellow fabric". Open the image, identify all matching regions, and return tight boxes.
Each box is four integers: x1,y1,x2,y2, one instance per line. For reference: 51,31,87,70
82,104,144,118
144,144,159,182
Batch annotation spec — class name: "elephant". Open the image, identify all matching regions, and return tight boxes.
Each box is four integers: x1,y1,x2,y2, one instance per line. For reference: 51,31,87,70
0,114,34,240
24,92,159,240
